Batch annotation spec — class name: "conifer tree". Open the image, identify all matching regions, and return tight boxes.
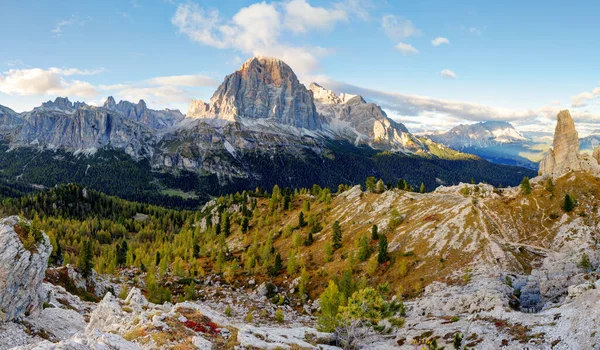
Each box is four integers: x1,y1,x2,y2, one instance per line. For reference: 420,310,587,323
298,211,306,228
563,193,576,212
78,239,94,278
365,176,377,192
332,220,342,250
520,176,532,195
371,224,379,241
375,179,386,193
357,234,371,261
304,230,313,246
378,234,388,264
419,182,426,194
270,252,282,276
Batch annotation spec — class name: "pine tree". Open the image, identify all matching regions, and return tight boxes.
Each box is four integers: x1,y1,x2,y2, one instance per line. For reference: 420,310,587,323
520,176,532,195
378,234,388,264
270,252,282,276
375,179,386,193
563,193,576,212
241,217,249,233
332,220,342,250
298,211,306,228
55,238,64,265
365,176,377,192
317,281,343,332
222,212,231,236
419,182,426,194
338,269,355,300
371,224,379,241
357,234,371,261
304,230,313,246
397,179,407,190
78,239,94,279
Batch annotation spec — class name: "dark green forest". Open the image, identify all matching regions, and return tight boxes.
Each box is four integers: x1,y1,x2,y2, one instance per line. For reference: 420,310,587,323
0,141,536,209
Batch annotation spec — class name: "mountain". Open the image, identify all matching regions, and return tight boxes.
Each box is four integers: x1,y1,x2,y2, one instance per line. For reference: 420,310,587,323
104,96,184,129
187,56,321,130
0,57,536,206
428,121,528,149
427,121,538,169
309,83,426,153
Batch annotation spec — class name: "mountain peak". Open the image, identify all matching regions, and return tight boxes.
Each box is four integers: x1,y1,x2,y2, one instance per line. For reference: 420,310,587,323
539,109,600,177
103,96,117,109
189,56,321,129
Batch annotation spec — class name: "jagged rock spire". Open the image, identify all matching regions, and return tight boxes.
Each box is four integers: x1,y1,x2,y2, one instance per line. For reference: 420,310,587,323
539,110,600,177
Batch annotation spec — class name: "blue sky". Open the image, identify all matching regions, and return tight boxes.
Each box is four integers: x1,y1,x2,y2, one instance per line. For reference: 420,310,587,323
1,0,600,134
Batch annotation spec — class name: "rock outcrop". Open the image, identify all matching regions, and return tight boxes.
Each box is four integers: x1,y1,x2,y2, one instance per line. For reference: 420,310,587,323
187,57,322,130
539,110,600,177
103,97,184,129
308,82,427,153
0,216,52,321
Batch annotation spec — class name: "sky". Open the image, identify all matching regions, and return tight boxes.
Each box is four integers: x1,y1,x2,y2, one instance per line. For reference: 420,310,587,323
1,0,600,134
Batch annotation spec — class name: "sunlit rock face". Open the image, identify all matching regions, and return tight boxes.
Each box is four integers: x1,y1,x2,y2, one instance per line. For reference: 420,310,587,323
539,110,600,177
189,57,322,130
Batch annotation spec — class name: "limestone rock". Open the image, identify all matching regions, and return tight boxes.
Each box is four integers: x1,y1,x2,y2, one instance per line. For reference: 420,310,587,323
538,110,600,177
189,57,322,130
593,146,600,164
0,216,52,321
308,82,427,153
103,97,184,129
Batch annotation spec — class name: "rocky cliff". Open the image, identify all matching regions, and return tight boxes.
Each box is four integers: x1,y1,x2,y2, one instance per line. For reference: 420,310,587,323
309,82,427,153
539,110,600,177
0,216,51,322
103,97,184,129
187,57,322,130
11,107,156,158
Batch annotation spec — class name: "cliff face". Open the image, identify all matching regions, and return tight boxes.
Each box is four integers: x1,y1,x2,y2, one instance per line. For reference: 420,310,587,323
308,83,426,153
187,57,322,130
11,107,156,158
0,216,52,321
103,97,184,130
538,110,600,178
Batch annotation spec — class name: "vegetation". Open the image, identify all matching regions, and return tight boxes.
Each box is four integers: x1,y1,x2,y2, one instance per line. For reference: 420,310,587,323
563,193,576,212
520,176,532,195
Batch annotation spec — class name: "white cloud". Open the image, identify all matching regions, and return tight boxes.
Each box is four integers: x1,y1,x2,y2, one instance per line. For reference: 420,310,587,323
172,1,356,75
468,27,482,36
431,37,450,46
0,67,101,98
440,69,457,79
571,87,600,108
5,60,25,67
381,15,419,41
394,42,419,55
312,77,578,129
146,74,219,87
284,0,347,33
52,16,91,36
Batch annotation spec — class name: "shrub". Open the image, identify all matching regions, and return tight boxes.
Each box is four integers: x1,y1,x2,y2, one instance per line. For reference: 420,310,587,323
275,309,284,323
563,194,576,212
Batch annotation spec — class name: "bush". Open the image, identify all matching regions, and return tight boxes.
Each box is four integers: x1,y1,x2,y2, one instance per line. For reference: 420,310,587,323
275,309,284,323
563,193,576,212
520,177,531,195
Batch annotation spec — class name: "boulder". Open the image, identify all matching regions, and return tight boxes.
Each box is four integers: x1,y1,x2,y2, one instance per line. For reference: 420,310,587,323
0,216,52,321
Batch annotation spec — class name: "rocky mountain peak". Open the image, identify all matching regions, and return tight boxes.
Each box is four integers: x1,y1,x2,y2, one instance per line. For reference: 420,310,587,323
553,110,580,166
137,99,147,110
189,56,321,129
539,109,600,177
103,96,117,109
308,82,358,105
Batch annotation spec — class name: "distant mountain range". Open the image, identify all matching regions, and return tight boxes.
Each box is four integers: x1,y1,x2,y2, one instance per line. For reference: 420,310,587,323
0,57,535,206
